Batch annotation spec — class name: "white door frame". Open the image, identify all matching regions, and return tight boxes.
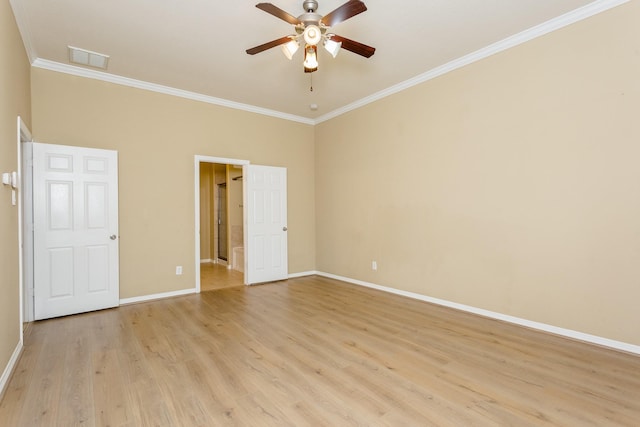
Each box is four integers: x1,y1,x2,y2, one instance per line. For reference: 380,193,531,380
17,116,32,342
194,155,249,293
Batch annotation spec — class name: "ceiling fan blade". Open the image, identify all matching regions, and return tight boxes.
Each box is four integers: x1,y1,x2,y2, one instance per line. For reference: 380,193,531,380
255,3,301,25
330,35,375,58
246,36,292,55
320,0,367,27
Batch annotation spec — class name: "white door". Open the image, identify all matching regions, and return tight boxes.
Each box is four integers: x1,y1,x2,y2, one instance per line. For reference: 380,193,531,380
33,143,119,320
244,165,288,284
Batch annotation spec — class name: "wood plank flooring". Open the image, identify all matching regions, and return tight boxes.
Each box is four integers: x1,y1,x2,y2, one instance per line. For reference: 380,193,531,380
1,275,639,426
201,262,244,291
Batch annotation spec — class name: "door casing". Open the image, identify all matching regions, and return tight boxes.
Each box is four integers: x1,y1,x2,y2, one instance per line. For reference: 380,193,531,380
194,156,250,292
18,117,33,338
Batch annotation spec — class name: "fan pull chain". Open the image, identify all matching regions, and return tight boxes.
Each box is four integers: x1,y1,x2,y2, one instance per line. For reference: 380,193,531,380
310,73,313,92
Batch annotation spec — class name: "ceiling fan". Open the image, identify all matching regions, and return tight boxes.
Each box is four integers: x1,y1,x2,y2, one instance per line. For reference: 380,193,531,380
246,0,375,73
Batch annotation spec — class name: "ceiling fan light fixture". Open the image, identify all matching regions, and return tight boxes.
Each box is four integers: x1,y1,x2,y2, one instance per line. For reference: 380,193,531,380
324,38,342,58
246,1,376,76
281,39,299,60
303,44,318,73
303,25,322,46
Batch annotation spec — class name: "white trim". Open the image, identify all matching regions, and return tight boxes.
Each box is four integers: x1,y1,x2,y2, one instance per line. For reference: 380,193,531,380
9,0,37,64
15,1,626,126
313,0,630,124
195,155,251,165
119,288,196,305
31,59,315,126
288,270,317,279
316,271,640,356
194,156,250,294
17,117,31,345
200,259,213,264
0,342,23,399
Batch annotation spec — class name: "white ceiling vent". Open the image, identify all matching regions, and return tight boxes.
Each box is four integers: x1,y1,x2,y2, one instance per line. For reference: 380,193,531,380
68,46,109,69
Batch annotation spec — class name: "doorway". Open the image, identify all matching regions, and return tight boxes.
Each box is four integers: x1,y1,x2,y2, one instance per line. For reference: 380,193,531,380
196,156,248,292
195,156,289,290
19,137,120,323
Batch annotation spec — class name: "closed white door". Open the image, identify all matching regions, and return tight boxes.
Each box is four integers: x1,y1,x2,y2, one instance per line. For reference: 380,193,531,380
244,165,288,284
33,143,119,320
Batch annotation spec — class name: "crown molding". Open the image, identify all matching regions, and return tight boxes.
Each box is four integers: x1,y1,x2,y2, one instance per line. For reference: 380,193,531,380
314,0,629,124
9,0,37,63
31,59,315,126
16,0,628,126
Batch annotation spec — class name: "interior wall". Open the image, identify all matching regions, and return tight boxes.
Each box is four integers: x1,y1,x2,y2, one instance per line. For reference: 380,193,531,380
228,166,243,260
0,0,31,382
214,164,226,261
199,162,213,261
31,68,316,299
209,168,216,260
315,1,640,346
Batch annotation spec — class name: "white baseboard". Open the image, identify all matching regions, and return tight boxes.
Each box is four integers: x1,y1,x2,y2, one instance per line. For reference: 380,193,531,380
288,270,317,279
118,272,317,305
119,288,196,305
0,341,23,399
315,271,640,356
200,259,213,264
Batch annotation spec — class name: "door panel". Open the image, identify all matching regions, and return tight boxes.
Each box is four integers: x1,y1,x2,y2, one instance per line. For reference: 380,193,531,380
87,245,109,292
86,183,107,228
48,181,73,229
33,143,119,320
49,247,74,297
245,165,288,284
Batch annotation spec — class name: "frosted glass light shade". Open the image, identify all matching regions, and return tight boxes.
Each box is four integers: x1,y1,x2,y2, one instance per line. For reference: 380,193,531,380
324,39,341,58
281,40,299,60
303,25,322,46
303,45,318,73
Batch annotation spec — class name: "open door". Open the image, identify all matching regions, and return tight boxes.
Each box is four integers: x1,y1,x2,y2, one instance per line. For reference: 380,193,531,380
32,142,119,319
244,165,288,285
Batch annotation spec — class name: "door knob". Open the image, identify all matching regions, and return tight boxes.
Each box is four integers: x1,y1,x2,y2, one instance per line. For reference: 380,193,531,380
283,226,288,231
110,235,117,240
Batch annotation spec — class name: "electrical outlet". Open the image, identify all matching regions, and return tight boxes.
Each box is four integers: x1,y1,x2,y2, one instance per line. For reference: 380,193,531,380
176,266,183,275
372,261,377,271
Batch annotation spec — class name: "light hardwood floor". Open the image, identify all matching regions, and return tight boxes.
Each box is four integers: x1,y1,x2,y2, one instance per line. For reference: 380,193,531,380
1,275,639,426
201,262,244,291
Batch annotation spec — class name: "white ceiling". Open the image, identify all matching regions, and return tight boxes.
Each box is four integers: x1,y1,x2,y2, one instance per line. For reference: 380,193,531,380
10,0,621,123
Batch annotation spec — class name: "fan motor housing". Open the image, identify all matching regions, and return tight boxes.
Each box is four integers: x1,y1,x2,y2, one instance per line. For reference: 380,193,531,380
298,12,322,26
303,0,318,12
299,0,321,26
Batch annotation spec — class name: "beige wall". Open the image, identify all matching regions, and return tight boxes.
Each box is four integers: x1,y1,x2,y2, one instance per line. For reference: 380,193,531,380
316,1,640,345
213,164,226,260
199,163,213,260
0,0,31,380
228,165,243,257
4,2,637,389
31,68,316,299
